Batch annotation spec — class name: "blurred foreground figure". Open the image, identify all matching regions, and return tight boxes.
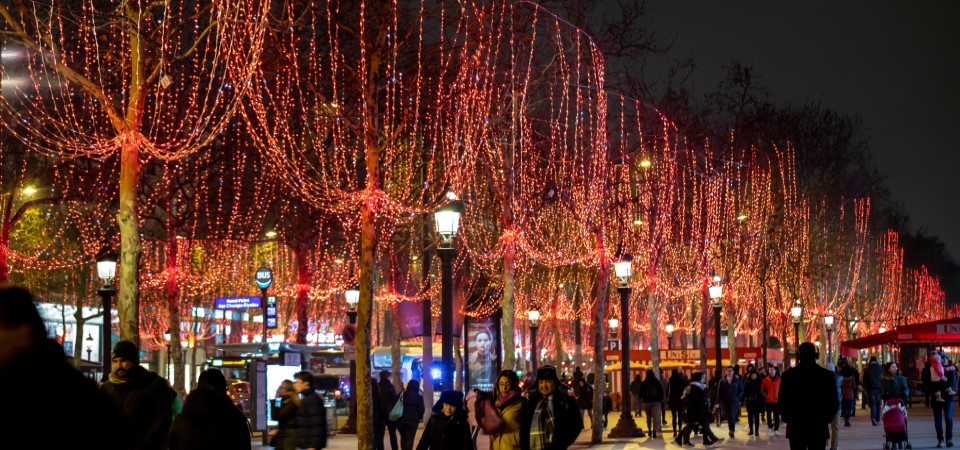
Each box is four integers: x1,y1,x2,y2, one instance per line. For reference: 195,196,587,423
169,368,251,450
0,286,132,449
102,339,175,450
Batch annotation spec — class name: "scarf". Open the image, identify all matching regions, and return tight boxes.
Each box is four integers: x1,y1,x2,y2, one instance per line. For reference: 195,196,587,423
497,390,517,409
529,395,555,450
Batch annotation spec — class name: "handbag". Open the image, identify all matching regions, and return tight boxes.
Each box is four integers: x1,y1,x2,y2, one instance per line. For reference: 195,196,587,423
389,393,404,422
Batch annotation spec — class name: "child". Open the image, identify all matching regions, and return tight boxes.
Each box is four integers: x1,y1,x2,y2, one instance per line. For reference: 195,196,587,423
930,353,955,402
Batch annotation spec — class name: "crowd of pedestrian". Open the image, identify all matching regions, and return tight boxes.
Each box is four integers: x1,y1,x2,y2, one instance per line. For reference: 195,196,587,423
4,285,960,450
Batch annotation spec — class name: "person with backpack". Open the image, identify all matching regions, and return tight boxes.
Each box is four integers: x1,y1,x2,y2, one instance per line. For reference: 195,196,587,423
840,366,857,427
675,371,723,447
639,369,665,438
397,379,426,450
379,371,401,450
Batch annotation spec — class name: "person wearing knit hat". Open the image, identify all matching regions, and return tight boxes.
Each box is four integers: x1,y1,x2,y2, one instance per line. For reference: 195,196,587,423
102,339,175,450
521,365,583,450
416,390,473,450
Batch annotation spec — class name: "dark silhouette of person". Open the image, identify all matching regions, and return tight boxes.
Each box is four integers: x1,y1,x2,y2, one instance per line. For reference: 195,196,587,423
778,342,840,450
0,286,133,449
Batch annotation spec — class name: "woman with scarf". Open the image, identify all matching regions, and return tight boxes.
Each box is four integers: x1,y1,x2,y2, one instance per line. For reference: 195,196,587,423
490,370,526,450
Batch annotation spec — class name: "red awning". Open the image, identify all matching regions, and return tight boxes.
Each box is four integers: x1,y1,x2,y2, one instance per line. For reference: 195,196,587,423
840,317,960,358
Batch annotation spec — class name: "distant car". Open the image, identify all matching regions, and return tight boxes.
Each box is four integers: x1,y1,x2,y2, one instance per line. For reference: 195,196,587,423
228,380,251,412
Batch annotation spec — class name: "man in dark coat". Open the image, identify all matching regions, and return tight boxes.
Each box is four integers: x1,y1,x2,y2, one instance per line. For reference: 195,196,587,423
102,340,175,450
520,365,583,450
168,368,251,450
629,373,643,417
0,287,133,449
416,390,474,450
862,356,883,425
379,370,401,450
778,342,840,450
717,366,744,438
293,371,327,450
675,371,722,447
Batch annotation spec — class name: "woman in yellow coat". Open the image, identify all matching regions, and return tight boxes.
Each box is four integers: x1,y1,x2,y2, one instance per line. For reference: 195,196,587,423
490,370,526,450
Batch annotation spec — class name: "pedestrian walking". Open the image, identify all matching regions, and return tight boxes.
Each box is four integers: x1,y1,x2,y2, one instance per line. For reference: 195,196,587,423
397,379,426,450
271,380,298,450
717,366,743,438
491,370,526,450
863,356,883,425
761,365,782,436
923,360,933,407
575,378,594,428
629,373,643,418
667,369,687,436
880,362,910,402
293,371,327,450
379,370,401,450
660,368,669,427
674,371,723,447
933,352,956,448
601,390,613,428
826,363,842,450
743,369,763,437
0,286,133,450
102,339,176,450
169,368,251,450
373,379,387,450
520,365,583,450
777,342,840,450
417,390,474,450
840,365,857,426
639,369,665,438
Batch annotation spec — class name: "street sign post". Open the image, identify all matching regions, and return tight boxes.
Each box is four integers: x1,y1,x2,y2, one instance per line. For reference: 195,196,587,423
254,267,273,289
343,344,356,361
341,324,356,345
606,339,621,351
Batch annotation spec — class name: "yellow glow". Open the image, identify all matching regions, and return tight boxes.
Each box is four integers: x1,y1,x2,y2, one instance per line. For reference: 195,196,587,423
736,214,748,221
639,159,652,168
632,219,643,226
22,186,38,195
334,258,344,264
265,231,277,237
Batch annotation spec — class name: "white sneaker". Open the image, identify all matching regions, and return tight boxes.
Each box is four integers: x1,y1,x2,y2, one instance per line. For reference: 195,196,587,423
775,430,780,437
767,429,773,437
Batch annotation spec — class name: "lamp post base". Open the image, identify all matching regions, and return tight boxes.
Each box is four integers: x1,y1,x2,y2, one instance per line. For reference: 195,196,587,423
607,412,645,438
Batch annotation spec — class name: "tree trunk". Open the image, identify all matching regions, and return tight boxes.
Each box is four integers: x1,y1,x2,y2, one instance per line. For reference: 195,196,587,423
726,301,737,368
391,306,402,393
590,233,610,445
165,229,184,397
295,241,310,344
502,250,516,371
647,288,661,377
117,138,143,345
0,197,12,285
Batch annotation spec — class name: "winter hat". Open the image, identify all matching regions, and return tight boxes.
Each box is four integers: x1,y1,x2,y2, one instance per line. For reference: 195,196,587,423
536,365,561,383
112,340,140,364
438,390,464,409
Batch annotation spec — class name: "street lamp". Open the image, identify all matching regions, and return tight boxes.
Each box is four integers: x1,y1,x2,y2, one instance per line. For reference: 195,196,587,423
96,250,117,378
709,276,723,374
608,316,620,337
609,254,644,438
434,199,463,391
878,324,887,362
824,315,835,363
528,306,541,373
665,324,675,350
342,285,360,434
791,305,802,367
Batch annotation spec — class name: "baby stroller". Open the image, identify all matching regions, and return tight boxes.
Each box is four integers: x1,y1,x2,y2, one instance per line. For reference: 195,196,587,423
882,398,911,450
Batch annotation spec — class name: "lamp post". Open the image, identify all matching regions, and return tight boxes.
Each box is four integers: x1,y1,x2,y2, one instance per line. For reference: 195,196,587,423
341,286,359,433
790,306,802,367
434,199,463,391
709,275,723,374
96,250,117,378
665,324,675,350
824,315,835,363
609,255,644,438
528,307,541,373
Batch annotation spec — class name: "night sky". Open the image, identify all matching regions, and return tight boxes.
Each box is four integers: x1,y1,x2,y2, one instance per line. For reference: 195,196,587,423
638,2,960,261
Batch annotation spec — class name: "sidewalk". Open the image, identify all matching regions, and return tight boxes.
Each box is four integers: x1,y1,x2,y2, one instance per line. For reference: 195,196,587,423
254,405,955,449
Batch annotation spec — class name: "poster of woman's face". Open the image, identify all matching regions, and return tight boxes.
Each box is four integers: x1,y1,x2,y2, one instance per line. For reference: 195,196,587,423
468,319,497,391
